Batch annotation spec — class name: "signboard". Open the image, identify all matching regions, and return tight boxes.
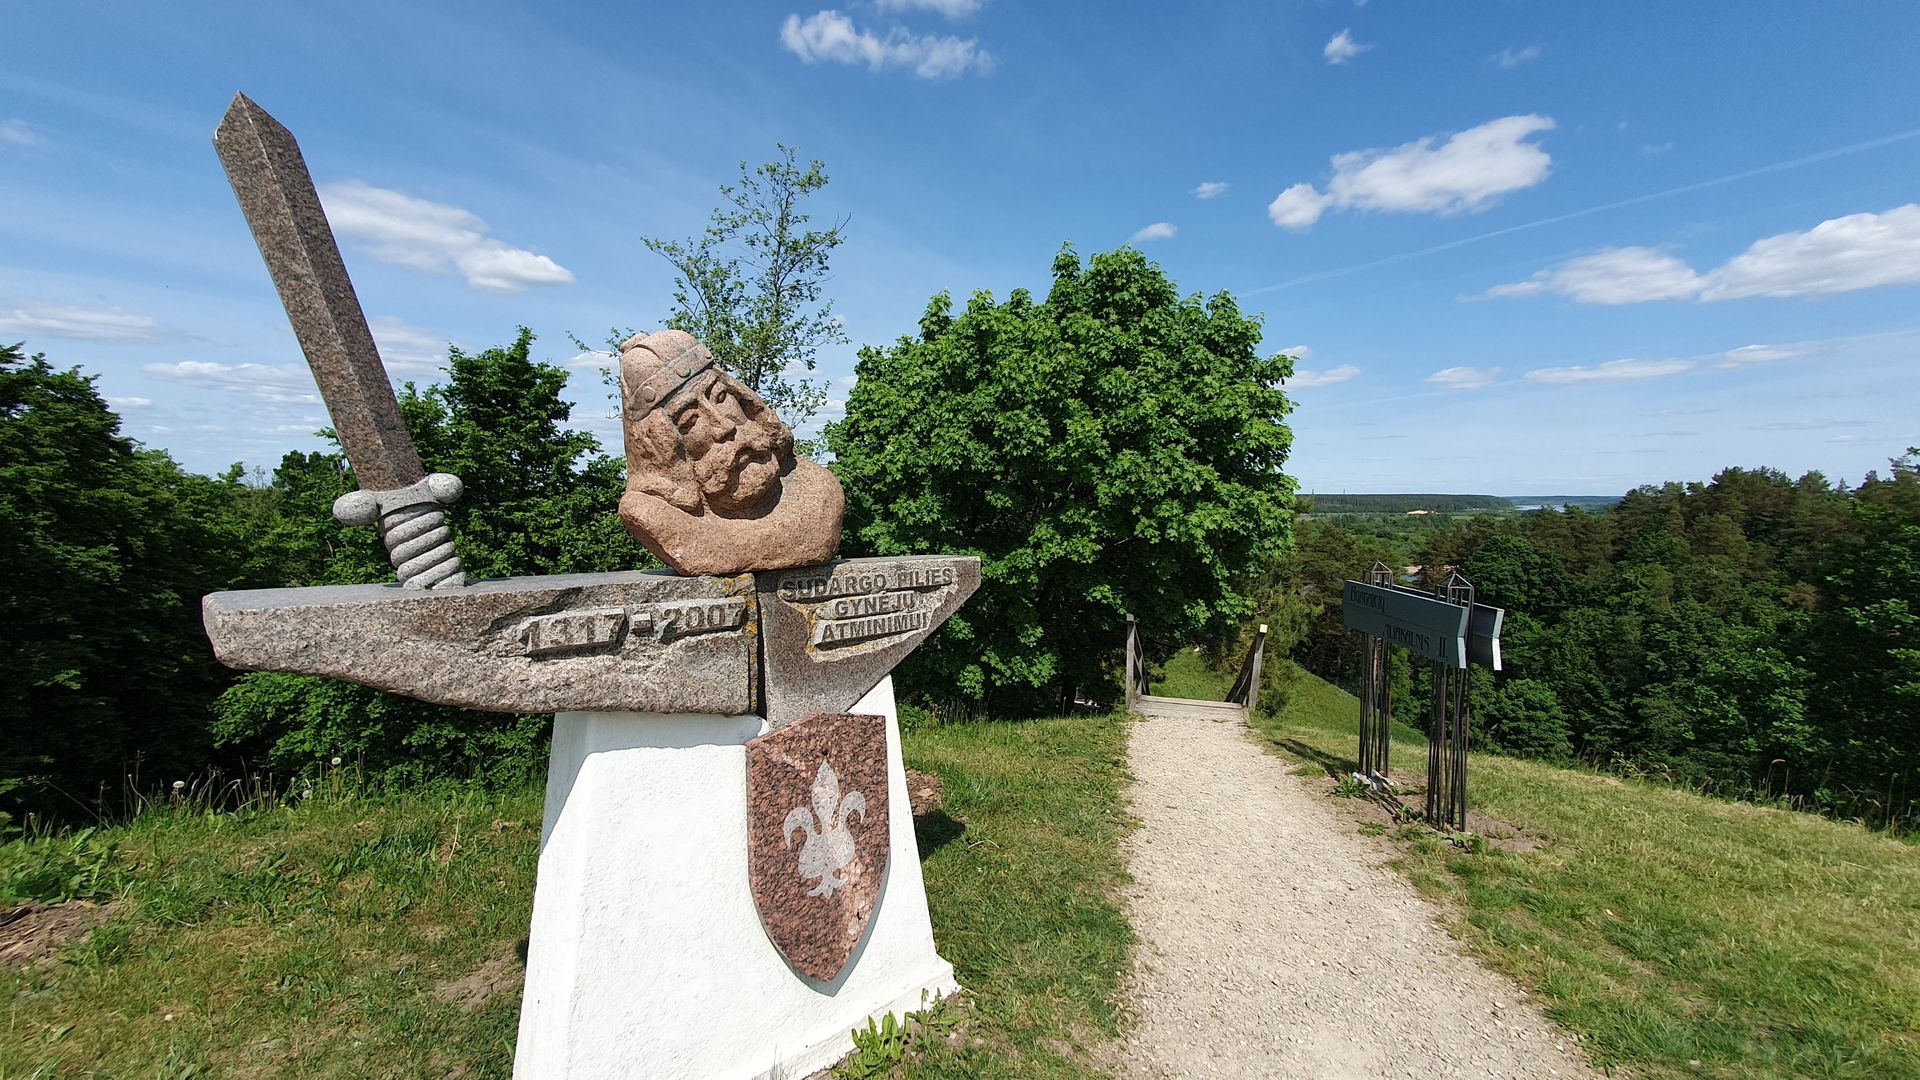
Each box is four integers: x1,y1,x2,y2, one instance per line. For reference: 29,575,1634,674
1340,580,1469,668
1376,581,1506,672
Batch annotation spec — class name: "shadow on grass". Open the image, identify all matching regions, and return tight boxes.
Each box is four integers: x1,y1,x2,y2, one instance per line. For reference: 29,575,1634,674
1261,735,1359,778
913,808,966,861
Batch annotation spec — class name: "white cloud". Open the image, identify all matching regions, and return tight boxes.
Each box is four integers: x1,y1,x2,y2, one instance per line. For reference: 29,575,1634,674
1718,343,1807,368
145,360,319,405
1641,142,1673,156
1279,344,1313,360
1700,204,1920,300
1524,358,1696,385
0,302,170,343
1191,181,1230,200
1485,246,1702,304
873,0,982,17
318,180,575,293
566,349,618,370
1489,45,1541,68
779,10,994,79
1426,366,1501,390
107,396,151,410
1268,115,1555,230
0,119,39,147
1488,204,1920,306
1323,29,1371,65
1287,364,1360,389
368,315,455,372
1130,222,1176,243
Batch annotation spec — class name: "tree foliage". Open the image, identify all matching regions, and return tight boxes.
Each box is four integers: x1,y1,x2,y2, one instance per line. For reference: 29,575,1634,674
1268,454,1920,826
826,246,1296,713
642,145,845,429
0,345,262,818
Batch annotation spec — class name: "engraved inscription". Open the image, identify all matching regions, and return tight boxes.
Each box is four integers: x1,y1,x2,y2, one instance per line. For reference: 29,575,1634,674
650,597,750,643
519,608,627,657
778,564,957,603
812,609,933,648
826,589,920,619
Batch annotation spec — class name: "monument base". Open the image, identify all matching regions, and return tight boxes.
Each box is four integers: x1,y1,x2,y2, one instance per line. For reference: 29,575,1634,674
514,678,958,1079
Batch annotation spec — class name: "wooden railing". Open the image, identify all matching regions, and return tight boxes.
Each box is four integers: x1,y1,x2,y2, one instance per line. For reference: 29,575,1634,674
1125,615,1266,715
1124,613,1150,711
1225,623,1268,714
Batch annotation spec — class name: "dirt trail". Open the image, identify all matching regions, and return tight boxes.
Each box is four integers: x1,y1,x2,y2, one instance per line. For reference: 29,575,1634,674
1118,713,1600,1079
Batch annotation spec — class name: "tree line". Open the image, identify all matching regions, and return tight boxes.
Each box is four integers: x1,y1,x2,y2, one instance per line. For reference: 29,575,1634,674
1260,457,1920,826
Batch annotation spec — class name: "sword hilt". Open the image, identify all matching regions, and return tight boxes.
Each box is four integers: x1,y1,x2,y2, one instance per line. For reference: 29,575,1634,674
333,473,467,589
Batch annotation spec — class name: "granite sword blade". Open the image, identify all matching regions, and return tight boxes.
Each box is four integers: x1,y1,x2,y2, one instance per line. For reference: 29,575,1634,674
214,92,465,587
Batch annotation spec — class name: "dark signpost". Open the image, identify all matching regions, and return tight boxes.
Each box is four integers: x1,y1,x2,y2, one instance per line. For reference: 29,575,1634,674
1341,565,1505,831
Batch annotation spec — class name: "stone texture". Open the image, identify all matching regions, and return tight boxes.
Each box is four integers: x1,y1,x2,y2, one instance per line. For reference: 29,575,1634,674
213,94,422,493
617,330,844,576
744,712,890,982
203,570,757,714
756,556,981,728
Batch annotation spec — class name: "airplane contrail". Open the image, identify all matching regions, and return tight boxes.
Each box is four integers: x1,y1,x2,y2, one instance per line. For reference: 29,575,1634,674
1244,127,1920,296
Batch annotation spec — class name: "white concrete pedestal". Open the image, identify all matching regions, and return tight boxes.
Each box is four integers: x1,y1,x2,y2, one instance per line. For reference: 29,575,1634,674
514,677,958,1079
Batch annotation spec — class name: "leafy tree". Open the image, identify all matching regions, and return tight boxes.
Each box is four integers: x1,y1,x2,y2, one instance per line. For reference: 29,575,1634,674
642,145,845,430
826,246,1296,713
0,344,259,819
1477,678,1574,762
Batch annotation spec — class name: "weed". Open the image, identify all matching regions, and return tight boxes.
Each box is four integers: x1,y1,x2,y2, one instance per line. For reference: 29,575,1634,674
0,827,127,904
1359,821,1388,837
1331,775,1368,799
839,1012,910,1078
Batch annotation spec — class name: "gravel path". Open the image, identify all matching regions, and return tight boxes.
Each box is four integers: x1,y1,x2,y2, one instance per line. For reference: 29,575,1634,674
1118,713,1601,1080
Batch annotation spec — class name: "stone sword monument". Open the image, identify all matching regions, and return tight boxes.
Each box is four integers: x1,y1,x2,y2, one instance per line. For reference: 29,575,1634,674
201,94,975,1079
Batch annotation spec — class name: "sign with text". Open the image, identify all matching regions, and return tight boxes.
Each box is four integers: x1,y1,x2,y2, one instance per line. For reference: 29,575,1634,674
1341,580,1470,668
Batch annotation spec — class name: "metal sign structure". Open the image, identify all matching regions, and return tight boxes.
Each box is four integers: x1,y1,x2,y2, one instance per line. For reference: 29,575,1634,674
1341,566,1505,831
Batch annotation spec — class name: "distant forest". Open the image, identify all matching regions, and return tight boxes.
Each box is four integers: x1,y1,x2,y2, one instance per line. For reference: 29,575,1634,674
1303,493,1509,514
1258,452,1920,829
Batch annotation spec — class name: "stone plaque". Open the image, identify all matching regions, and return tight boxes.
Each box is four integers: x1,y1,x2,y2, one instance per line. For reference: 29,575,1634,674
745,711,890,982
756,556,981,727
203,570,758,714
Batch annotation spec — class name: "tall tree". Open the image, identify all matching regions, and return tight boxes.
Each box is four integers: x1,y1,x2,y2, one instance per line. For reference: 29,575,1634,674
642,146,845,431
826,246,1296,713
0,344,258,819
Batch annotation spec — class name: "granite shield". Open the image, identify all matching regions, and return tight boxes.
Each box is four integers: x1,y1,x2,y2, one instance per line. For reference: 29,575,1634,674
744,711,892,981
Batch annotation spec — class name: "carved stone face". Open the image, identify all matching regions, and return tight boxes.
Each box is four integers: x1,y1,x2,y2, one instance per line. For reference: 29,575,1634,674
620,331,797,518
664,369,794,515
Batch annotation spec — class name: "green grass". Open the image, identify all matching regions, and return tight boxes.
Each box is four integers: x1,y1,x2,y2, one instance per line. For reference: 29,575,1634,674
1146,647,1234,701
1,711,1134,1078
903,710,1134,1078
1249,661,1920,1080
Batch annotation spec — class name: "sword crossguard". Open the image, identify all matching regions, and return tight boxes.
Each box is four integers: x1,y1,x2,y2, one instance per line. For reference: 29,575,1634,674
333,473,467,589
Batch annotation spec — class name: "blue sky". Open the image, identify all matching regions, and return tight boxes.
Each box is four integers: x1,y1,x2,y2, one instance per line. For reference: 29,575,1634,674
3,0,1916,495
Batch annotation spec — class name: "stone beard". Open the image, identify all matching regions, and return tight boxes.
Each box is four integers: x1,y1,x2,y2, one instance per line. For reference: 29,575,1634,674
618,330,845,576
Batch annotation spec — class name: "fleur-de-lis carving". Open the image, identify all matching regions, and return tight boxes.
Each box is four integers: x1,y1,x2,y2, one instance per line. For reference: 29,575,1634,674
782,759,867,898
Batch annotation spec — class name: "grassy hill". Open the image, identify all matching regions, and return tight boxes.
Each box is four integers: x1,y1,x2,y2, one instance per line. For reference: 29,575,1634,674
10,656,1920,1078
0,715,1134,1078
1248,661,1920,1080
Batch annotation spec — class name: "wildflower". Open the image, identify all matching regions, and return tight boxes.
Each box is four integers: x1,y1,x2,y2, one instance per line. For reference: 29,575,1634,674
330,756,343,767
173,780,186,791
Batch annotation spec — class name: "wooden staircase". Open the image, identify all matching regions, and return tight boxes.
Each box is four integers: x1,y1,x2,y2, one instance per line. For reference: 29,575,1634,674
1125,615,1267,723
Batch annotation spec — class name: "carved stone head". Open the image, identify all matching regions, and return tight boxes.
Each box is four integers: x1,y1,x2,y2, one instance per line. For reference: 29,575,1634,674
618,330,843,575
620,330,796,516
